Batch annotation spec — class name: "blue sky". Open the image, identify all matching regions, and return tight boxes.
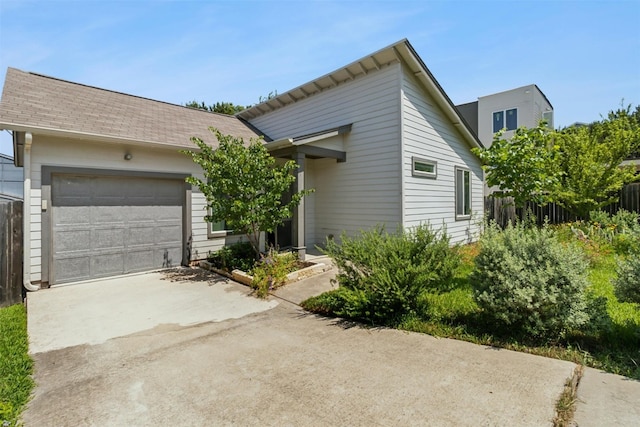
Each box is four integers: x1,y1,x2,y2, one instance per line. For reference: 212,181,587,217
0,0,639,155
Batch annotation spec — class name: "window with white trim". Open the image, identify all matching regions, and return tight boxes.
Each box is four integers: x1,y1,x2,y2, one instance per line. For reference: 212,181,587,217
412,157,437,179
455,167,471,219
493,108,518,133
209,220,226,234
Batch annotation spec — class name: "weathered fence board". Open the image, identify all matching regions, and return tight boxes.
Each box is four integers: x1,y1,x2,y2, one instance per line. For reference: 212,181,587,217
0,200,23,307
485,183,640,225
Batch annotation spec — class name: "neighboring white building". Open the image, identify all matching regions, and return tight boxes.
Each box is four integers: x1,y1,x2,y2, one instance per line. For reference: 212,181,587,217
457,84,553,148
0,39,484,288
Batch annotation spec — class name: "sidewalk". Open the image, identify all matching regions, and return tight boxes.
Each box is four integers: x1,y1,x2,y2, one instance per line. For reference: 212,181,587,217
573,368,640,426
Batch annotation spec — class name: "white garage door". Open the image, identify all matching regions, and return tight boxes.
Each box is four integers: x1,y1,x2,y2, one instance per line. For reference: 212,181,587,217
51,174,184,284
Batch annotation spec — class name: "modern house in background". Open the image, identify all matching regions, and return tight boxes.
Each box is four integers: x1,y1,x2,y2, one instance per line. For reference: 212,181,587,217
0,38,484,289
456,84,553,148
0,152,23,201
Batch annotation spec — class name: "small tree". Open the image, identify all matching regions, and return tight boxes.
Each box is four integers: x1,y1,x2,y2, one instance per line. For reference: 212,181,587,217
183,128,312,257
472,122,561,209
554,106,640,217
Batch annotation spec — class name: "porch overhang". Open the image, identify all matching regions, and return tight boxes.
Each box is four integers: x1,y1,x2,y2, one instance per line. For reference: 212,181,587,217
264,123,351,162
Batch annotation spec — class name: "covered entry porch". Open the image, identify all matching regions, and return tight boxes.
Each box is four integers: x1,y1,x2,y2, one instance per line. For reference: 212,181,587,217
265,124,350,260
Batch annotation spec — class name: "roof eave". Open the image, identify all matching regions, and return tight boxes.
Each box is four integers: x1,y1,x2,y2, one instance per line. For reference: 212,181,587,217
0,122,203,151
237,39,483,150
395,40,484,150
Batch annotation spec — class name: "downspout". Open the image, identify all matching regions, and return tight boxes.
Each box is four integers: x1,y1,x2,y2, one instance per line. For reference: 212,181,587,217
23,132,39,291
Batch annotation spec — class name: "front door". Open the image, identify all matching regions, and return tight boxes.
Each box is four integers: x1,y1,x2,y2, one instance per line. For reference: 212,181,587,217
267,185,293,249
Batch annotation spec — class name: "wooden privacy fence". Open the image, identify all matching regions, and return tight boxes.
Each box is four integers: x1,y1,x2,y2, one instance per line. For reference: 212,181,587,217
0,200,23,307
486,183,640,226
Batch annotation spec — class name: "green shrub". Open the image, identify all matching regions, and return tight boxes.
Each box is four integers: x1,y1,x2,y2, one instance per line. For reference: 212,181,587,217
251,250,298,298
208,241,255,272
301,287,371,319
470,222,590,341
585,209,640,255
614,251,640,305
322,224,460,324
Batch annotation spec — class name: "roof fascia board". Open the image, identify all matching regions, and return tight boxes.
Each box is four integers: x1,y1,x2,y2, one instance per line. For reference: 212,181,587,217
0,122,199,151
237,39,409,120
396,40,483,149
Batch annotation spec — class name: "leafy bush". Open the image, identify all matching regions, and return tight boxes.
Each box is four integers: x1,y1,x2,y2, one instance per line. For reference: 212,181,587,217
251,250,298,298
584,209,640,255
208,241,255,272
614,251,640,305
322,224,460,324
470,222,590,341
301,287,371,319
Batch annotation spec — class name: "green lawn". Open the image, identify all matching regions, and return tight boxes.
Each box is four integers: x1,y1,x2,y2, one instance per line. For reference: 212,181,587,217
0,304,34,426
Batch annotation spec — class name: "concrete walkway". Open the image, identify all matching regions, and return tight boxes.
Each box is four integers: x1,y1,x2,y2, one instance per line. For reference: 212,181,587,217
23,266,640,426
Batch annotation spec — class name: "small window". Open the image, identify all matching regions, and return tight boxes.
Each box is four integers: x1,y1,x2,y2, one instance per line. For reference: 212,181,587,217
412,157,437,179
493,109,518,133
505,108,517,130
455,168,471,219
492,111,504,133
210,220,226,233
207,209,232,237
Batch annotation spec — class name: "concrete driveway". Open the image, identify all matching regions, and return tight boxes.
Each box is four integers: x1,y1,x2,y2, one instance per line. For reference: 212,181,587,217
22,268,637,426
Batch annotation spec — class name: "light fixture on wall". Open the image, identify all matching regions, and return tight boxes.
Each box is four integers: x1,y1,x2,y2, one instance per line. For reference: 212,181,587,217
124,153,132,161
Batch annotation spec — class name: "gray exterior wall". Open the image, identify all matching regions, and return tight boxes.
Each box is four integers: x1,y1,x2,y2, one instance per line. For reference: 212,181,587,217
0,153,22,200
477,84,553,147
24,135,243,284
248,61,483,246
248,63,403,247
401,68,483,244
455,101,479,137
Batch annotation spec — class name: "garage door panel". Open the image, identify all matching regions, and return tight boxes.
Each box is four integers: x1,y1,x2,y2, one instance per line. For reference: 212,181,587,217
127,227,156,246
154,205,182,220
53,176,92,206
157,247,183,268
156,225,182,244
125,249,157,272
56,206,91,225
54,229,92,253
93,229,125,250
52,174,184,284
91,253,126,277
92,206,127,225
127,206,159,222
55,257,91,283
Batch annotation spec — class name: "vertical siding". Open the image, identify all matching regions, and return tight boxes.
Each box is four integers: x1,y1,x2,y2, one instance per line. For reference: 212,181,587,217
248,63,403,247
401,68,484,244
28,136,229,283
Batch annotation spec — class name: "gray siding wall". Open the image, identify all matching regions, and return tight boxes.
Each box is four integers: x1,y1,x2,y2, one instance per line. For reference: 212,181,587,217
401,68,484,244
248,63,403,247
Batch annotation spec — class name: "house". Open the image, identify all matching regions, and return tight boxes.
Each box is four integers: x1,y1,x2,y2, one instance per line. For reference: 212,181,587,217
0,153,23,201
456,84,553,148
0,38,483,289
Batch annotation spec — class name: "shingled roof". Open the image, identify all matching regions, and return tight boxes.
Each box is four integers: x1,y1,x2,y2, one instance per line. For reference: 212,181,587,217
0,67,262,148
